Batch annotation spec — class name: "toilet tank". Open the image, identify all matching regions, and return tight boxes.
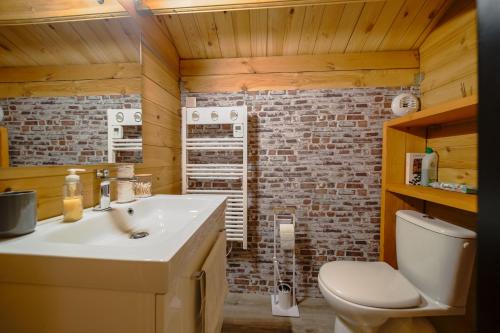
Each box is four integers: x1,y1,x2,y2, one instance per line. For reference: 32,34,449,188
396,210,476,307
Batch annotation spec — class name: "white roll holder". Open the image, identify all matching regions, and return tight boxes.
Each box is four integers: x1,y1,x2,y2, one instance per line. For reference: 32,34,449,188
271,207,299,317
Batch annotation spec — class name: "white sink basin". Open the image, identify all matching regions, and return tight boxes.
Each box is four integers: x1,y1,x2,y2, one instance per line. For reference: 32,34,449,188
0,194,226,293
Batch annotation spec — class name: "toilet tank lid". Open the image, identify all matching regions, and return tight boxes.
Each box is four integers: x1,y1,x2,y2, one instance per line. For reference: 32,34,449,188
396,210,476,239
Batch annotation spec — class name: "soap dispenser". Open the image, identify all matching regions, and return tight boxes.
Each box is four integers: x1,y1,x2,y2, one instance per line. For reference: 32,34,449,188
63,169,85,222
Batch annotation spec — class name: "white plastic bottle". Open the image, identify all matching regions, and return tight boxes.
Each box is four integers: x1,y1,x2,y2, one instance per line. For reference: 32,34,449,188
421,147,438,186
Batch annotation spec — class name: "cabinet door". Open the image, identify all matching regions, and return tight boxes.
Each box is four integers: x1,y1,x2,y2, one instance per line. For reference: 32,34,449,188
201,230,228,333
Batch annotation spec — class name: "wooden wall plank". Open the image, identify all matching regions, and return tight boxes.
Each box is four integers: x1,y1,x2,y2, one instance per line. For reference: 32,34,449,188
214,11,238,58
180,51,419,75
427,119,477,187
0,127,8,168
419,0,477,108
194,13,223,58
160,15,193,58
297,6,325,54
133,165,181,194
179,14,208,58
232,11,252,57
142,77,180,114
361,0,404,51
182,68,418,92
282,7,306,55
141,99,181,131
142,121,182,148
142,48,180,97
0,78,141,98
378,0,426,49
329,3,364,53
396,0,449,50
249,9,269,56
0,63,141,83
312,5,343,54
345,1,385,52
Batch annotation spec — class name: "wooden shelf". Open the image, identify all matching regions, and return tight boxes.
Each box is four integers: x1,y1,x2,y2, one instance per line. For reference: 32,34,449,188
386,183,477,213
385,95,477,129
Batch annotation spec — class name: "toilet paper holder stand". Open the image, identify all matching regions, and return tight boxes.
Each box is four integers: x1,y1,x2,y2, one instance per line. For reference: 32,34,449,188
271,206,300,317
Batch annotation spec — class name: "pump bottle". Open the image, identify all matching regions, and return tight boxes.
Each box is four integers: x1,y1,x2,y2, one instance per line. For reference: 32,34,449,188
63,169,85,222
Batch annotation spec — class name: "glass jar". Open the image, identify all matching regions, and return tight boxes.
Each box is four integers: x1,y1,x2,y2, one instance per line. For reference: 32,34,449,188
134,174,153,198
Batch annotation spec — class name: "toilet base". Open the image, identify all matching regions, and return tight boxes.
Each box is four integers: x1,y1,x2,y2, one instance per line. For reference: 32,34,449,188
379,318,436,333
333,316,436,333
333,316,381,333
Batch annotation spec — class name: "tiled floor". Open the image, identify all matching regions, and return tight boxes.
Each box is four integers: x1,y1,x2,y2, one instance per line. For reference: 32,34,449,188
222,293,334,333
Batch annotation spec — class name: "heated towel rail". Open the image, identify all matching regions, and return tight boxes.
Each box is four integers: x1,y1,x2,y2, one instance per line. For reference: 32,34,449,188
182,106,248,249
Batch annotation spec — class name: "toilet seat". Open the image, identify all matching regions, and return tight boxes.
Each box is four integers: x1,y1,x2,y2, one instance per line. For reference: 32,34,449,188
319,261,421,309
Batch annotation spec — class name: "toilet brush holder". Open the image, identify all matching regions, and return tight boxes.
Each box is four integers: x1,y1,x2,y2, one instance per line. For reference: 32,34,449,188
277,283,292,310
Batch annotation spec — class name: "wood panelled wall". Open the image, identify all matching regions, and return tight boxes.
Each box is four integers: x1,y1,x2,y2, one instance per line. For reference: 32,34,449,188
427,119,477,188
0,42,181,220
419,0,478,190
181,50,419,92
134,45,182,195
0,63,141,98
419,0,477,108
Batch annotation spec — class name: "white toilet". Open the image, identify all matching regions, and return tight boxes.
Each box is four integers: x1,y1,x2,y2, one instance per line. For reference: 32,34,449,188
318,210,476,333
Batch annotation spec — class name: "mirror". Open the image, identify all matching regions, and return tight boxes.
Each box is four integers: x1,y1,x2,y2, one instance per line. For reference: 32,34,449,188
0,18,142,167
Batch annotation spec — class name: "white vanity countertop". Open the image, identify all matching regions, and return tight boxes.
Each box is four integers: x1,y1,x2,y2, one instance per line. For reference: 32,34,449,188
0,194,227,293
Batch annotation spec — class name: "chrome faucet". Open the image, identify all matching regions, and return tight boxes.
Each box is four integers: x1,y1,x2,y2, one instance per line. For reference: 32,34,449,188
94,169,111,211
94,169,136,211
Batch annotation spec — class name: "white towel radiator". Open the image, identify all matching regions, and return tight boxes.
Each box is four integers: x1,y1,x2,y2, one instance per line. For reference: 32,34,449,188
107,109,142,163
182,106,248,249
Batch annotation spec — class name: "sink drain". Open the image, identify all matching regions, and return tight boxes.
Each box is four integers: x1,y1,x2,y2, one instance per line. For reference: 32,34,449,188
130,231,149,239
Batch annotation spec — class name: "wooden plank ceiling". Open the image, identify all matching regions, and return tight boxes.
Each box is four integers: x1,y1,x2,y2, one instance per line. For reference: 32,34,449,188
0,0,128,25
158,0,454,59
0,18,140,67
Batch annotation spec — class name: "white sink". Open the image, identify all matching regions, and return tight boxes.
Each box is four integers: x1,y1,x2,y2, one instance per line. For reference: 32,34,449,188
0,194,226,293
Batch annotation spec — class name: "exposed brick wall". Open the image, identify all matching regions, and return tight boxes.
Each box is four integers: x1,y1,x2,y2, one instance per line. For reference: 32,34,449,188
0,95,142,166
182,87,419,297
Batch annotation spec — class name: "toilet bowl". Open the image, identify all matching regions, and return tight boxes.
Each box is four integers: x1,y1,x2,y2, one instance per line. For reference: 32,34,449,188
318,210,476,333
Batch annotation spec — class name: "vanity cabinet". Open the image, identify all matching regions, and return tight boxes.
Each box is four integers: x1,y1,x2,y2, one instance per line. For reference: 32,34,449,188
0,202,227,333
156,204,227,333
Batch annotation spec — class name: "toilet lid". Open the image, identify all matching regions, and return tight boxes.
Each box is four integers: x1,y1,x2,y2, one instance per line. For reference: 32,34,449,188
319,261,421,309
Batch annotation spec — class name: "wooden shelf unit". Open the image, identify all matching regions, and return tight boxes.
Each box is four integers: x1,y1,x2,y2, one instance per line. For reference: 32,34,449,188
385,95,477,128
386,183,477,213
380,96,478,267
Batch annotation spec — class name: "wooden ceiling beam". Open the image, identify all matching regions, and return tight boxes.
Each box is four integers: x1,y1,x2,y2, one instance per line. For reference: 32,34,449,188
180,51,420,92
181,69,418,93
0,0,129,26
144,0,385,15
181,51,419,76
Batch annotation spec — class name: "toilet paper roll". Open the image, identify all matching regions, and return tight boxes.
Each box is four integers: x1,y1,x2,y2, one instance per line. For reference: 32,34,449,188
279,224,295,250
